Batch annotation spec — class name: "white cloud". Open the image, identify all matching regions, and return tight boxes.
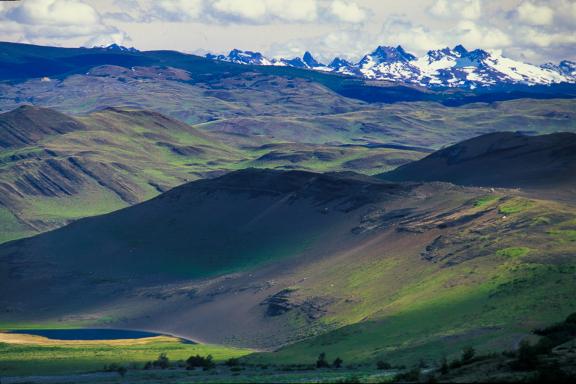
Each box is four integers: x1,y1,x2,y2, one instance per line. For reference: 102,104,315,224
0,0,128,46
516,25,576,47
150,0,203,22
212,0,267,20
329,1,366,23
456,20,511,48
267,0,318,22
516,1,555,25
7,0,100,26
429,0,481,20
211,0,317,23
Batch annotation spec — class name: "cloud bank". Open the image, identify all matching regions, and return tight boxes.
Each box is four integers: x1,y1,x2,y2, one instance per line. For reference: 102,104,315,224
0,0,573,64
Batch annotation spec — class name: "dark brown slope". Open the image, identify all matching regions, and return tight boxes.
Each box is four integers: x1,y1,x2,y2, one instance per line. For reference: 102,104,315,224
0,105,86,148
379,132,576,191
0,169,411,281
0,169,418,347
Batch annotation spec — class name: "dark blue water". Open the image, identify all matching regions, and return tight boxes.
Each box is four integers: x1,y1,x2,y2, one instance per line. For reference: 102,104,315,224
9,328,195,343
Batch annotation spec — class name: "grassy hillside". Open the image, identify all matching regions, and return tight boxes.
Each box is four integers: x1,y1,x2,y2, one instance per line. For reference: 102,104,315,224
0,106,426,244
246,193,576,365
1,169,574,367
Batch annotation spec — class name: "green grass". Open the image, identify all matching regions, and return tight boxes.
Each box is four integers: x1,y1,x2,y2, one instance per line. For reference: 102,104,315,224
246,199,576,366
496,247,531,258
473,195,500,208
249,258,576,366
498,198,534,214
0,339,251,376
0,206,35,244
549,229,576,242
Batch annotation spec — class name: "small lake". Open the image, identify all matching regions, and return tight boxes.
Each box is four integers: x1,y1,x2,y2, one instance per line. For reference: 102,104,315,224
8,328,195,343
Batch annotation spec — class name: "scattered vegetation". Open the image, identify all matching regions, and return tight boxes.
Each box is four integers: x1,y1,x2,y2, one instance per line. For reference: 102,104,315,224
499,198,534,214
186,354,215,370
496,247,531,258
474,194,500,208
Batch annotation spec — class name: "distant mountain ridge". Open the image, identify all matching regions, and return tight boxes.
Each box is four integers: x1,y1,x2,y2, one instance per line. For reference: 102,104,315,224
206,45,576,89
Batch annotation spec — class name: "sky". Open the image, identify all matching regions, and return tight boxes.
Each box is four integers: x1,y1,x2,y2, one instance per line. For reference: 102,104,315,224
0,0,574,64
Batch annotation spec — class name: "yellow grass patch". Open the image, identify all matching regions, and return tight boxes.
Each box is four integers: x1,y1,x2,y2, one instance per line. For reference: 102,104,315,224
0,332,179,346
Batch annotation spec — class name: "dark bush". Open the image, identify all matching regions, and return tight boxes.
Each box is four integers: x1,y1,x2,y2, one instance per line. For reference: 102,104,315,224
564,312,576,325
511,340,540,371
316,352,330,368
449,359,462,369
377,360,392,370
333,357,343,368
186,354,215,371
532,363,576,383
117,366,127,377
439,357,449,375
153,353,170,369
393,368,421,383
225,358,240,367
461,346,475,363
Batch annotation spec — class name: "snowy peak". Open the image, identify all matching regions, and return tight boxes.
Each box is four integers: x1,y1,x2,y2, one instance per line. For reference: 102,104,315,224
328,57,356,75
205,45,576,89
453,44,468,56
102,44,139,53
303,51,323,68
279,57,308,68
554,60,576,77
360,45,416,65
227,49,272,65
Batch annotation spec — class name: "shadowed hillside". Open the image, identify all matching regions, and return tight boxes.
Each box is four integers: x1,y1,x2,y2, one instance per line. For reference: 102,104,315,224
379,132,576,193
1,168,575,363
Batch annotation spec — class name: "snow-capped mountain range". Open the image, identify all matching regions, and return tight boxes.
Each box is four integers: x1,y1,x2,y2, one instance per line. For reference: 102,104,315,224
206,45,576,89
94,44,140,53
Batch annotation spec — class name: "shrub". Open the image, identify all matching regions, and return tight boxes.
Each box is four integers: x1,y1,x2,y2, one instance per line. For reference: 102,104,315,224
449,359,462,369
439,357,449,375
333,357,343,368
117,366,127,377
461,346,475,363
316,352,330,368
225,358,240,367
377,360,392,370
565,312,576,325
186,354,215,371
393,368,421,383
153,353,170,369
511,340,540,371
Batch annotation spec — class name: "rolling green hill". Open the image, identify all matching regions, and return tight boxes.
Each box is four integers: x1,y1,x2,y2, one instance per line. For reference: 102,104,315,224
0,106,428,244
